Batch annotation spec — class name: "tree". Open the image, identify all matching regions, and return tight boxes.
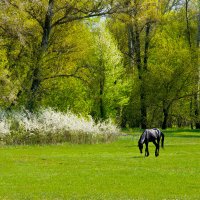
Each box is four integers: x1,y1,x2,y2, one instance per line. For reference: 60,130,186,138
0,0,125,111
108,0,162,128
183,0,200,128
195,0,200,128
147,9,197,129
0,46,14,107
77,21,128,121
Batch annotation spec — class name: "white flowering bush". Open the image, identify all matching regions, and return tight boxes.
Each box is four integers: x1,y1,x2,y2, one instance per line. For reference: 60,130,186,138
0,119,10,137
0,108,120,145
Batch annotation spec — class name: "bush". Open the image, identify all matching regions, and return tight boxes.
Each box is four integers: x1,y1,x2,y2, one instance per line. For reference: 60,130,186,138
0,108,120,145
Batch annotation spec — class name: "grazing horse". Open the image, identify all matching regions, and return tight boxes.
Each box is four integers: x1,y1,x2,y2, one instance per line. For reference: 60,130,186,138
138,128,164,157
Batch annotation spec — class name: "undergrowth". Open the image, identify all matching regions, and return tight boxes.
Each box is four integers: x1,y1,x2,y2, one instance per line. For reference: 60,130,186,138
0,108,119,145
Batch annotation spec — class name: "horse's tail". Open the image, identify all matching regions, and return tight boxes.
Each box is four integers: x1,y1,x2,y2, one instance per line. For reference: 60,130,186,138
161,132,164,148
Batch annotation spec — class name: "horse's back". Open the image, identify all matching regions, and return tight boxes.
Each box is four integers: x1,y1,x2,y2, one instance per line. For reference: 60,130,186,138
146,128,161,140
139,128,162,143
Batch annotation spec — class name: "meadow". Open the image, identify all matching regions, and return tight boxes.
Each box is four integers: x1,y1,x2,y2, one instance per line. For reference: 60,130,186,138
0,129,199,200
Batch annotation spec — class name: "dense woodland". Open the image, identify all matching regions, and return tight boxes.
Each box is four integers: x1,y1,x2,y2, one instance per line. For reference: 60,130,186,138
0,0,200,130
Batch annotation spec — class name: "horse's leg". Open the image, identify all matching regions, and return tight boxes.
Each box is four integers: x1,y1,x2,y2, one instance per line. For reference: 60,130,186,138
157,139,160,156
145,142,149,157
153,140,159,157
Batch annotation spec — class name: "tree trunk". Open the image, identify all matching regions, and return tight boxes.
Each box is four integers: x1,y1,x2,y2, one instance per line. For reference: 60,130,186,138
140,85,147,129
26,67,41,111
195,0,200,129
133,21,151,129
26,0,54,111
99,77,105,119
141,22,151,129
185,0,191,48
128,24,135,71
190,98,194,129
133,20,148,129
194,94,200,128
185,0,200,129
162,102,170,129
144,22,151,71
41,0,54,50
120,107,127,128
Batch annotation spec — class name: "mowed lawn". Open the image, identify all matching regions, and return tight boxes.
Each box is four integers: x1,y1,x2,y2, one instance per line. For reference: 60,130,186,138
0,130,200,200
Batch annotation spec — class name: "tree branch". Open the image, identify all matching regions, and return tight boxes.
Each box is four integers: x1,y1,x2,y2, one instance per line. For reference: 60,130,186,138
52,3,130,28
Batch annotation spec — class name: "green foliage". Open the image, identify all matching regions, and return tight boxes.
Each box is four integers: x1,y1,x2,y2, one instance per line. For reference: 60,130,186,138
145,11,197,127
40,78,91,114
0,48,15,107
0,0,199,128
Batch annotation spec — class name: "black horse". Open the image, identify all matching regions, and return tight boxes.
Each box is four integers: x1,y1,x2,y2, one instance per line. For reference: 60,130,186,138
138,128,164,157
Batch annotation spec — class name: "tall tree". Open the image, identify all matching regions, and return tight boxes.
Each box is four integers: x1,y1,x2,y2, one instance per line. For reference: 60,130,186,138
148,7,197,129
195,0,200,128
109,0,161,128
0,0,125,111
79,22,126,121
184,0,200,128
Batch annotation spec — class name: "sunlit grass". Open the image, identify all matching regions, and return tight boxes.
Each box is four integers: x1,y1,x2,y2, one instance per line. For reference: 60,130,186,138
0,130,199,199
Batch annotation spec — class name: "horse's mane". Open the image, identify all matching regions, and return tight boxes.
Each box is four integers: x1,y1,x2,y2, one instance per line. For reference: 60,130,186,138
139,130,146,144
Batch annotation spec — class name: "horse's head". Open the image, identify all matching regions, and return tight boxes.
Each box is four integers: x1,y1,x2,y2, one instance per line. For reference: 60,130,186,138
138,142,143,154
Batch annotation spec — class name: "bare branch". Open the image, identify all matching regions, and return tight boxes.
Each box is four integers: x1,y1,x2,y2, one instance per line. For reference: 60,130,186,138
52,2,130,28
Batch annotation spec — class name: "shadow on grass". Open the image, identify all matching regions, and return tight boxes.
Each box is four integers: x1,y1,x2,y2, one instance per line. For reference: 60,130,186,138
131,156,144,159
165,129,200,133
169,135,200,138
163,129,200,138
124,145,135,148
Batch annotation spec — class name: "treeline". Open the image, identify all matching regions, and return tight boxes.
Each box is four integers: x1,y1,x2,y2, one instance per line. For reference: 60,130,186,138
0,0,200,129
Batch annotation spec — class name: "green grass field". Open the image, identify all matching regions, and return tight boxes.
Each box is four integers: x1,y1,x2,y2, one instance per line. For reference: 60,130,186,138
0,130,200,200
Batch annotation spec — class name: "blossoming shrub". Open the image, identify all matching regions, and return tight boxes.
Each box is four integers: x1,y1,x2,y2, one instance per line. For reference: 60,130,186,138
0,108,120,145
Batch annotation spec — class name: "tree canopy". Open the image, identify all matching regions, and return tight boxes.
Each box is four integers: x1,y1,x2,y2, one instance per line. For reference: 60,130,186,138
0,0,199,129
